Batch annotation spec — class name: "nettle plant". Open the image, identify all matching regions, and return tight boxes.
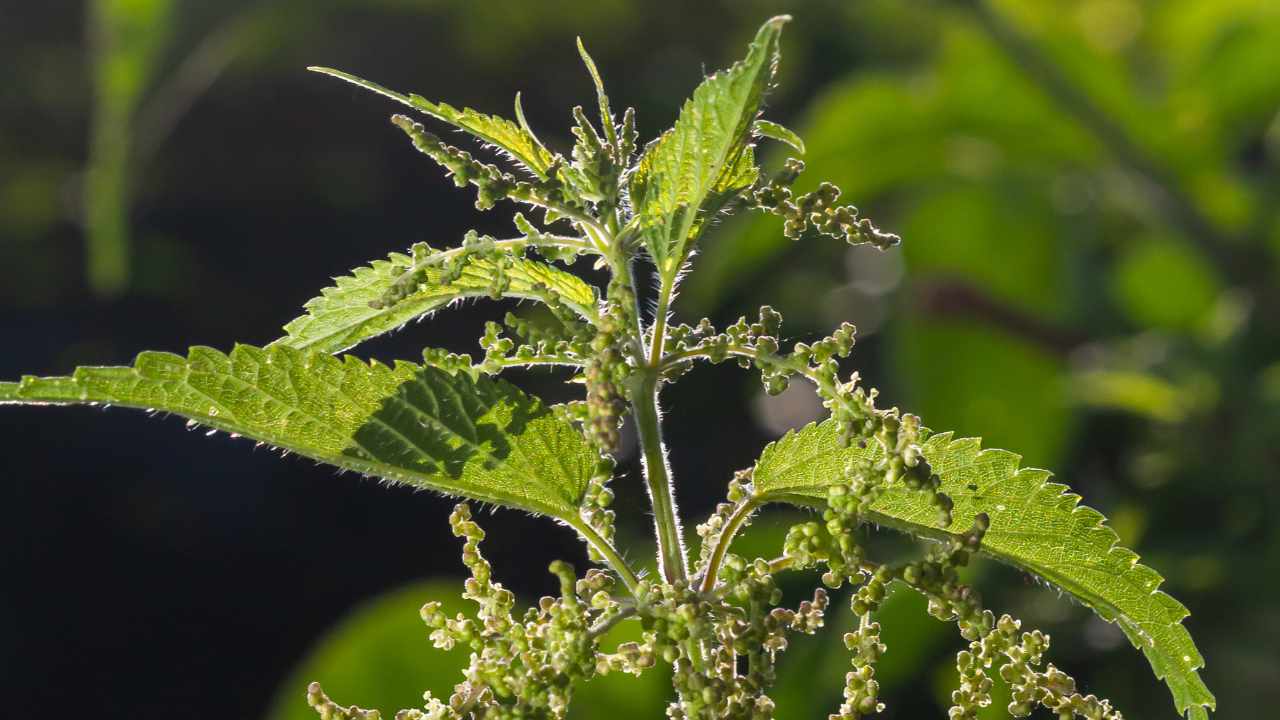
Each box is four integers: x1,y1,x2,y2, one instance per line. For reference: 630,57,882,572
2,16,1216,720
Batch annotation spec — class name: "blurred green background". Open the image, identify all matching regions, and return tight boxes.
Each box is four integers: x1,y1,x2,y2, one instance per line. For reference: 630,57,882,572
2,0,1277,717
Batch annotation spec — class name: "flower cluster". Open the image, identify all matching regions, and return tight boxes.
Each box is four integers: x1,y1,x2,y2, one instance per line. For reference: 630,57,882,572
662,306,952,526
751,159,899,249
392,115,580,217
298,23,1137,720
308,504,652,720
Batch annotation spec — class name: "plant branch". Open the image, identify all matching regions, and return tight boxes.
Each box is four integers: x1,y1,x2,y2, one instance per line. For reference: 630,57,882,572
648,274,673,368
587,604,639,639
629,369,688,583
624,258,650,362
697,496,760,593
571,517,642,597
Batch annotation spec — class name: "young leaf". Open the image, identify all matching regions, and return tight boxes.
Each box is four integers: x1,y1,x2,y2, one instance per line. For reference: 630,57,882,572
752,119,805,154
0,344,597,519
309,66,557,178
751,421,1216,720
626,16,788,278
576,37,617,152
273,245,597,354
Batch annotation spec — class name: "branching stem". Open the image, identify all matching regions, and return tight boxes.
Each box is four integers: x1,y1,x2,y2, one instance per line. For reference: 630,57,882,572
662,344,855,415
697,497,759,594
648,275,673,368
571,517,643,596
587,604,639,639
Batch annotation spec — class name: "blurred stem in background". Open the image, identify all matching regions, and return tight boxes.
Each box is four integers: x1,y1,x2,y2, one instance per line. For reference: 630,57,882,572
85,0,290,297
87,0,175,296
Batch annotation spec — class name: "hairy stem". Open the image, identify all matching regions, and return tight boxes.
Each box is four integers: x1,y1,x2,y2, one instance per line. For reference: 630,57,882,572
630,369,688,583
648,275,673,368
571,517,643,596
697,497,759,594
587,604,639,639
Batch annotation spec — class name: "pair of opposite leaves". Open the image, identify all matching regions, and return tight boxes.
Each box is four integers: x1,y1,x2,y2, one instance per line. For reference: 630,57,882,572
0,16,1212,720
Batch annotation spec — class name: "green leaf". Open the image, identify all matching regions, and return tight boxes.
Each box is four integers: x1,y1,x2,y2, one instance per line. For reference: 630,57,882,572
752,421,1216,720
267,580,472,720
1111,237,1221,333
576,37,617,151
309,66,557,177
752,119,805,154
0,344,598,519
626,16,787,277
273,245,597,354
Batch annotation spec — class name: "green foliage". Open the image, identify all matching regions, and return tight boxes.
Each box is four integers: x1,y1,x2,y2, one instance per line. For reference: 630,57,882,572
0,345,597,519
273,239,598,354
627,17,785,279
1110,238,1221,333
268,581,473,720
751,120,805,155
308,67,557,178
1,14,1218,720
753,421,1213,719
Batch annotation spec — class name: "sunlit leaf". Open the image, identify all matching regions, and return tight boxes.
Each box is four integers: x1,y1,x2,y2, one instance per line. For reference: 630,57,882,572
752,119,805,154
273,244,597,354
309,66,557,177
752,421,1216,720
0,344,598,519
626,16,787,278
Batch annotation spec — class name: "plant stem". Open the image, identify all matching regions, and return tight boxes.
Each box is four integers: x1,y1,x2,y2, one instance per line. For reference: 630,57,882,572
572,517,643,597
697,497,759,594
624,258,649,361
648,275,673,368
587,604,639,639
630,368,688,584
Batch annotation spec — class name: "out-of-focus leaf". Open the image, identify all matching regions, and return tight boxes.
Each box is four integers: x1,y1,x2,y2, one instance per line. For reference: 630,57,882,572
266,580,471,720
1110,238,1220,333
894,184,1069,467
569,617,671,720
1073,370,1191,423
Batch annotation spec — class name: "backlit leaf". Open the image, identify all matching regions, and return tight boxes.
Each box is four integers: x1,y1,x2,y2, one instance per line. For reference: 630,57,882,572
626,16,787,278
309,66,557,178
274,245,597,354
1,344,598,519
752,421,1216,720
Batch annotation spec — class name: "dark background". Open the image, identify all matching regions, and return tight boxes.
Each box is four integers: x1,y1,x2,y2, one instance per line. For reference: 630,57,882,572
2,1,1277,718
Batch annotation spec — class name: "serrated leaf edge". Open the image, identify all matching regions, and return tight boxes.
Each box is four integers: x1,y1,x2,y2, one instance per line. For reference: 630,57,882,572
751,422,1215,719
